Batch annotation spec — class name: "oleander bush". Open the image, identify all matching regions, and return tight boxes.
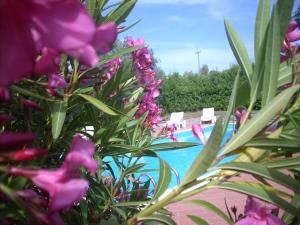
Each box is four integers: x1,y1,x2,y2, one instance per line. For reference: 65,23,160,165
1,0,300,225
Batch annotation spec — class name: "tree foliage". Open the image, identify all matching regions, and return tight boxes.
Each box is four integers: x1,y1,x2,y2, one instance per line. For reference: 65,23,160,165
158,66,247,113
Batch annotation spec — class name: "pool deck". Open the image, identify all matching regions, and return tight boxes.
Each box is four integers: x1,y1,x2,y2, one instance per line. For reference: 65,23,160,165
165,173,289,225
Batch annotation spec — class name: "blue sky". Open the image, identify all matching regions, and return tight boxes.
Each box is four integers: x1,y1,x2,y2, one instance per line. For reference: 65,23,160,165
119,0,300,74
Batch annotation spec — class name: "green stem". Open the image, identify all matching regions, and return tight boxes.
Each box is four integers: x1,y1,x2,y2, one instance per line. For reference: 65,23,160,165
126,186,184,224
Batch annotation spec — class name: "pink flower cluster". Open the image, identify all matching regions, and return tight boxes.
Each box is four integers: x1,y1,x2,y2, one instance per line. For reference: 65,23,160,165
164,124,178,142
99,57,122,88
126,37,162,127
3,135,97,225
0,0,117,100
281,20,300,62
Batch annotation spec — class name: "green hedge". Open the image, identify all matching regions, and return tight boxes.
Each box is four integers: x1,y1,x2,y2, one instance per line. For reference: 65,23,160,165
158,66,247,113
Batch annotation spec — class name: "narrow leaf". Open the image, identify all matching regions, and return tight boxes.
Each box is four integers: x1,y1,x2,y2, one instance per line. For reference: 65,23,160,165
264,157,300,169
224,18,253,84
187,215,209,225
152,158,171,200
149,142,198,151
245,138,300,149
50,101,67,140
190,200,233,225
139,214,176,225
220,85,300,156
105,0,137,25
209,182,300,216
182,119,223,184
262,7,281,105
255,0,270,60
223,71,240,135
276,0,294,39
218,162,300,194
77,94,118,116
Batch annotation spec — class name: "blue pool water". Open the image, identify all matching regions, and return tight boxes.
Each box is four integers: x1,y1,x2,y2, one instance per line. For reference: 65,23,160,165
104,124,235,188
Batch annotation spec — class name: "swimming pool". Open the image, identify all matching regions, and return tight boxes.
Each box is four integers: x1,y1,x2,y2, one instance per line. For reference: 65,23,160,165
104,123,235,188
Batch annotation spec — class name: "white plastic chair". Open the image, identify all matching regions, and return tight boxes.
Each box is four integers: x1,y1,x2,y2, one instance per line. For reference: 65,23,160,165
200,108,216,123
166,112,186,129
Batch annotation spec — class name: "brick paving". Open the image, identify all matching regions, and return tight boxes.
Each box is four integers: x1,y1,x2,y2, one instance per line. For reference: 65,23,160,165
165,174,290,225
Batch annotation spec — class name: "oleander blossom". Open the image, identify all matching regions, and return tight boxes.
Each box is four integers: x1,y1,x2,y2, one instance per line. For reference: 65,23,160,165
192,124,206,145
9,135,98,213
235,109,247,124
165,123,177,142
235,196,286,225
281,20,300,62
0,0,117,99
99,57,122,88
126,37,162,127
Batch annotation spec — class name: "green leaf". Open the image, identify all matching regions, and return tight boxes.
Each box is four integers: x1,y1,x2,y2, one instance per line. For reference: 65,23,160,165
255,0,270,61
99,215,119,225
245,138,300,149
50,101,67,141
113,201,145,207
10,85,54,101
224,18,253,84
283,194,300,223
80,198,88,225
190,200,233,225
152,158,171,200
262,7,281,105
100,46,141,65
250,33,266,104
148,142,198,151
275,0,294,40
187,215,209,225
125,163,146,175
223,70,240,135
139,214,176,225
220,85,300,156
217,162,300,194
77,94,118,116
264,157,300,169
118,19,142,33
235,82,251,107
104,0,137,25
182,119,223,184
209,182,300,216
86,0,96,17
278,61,293,86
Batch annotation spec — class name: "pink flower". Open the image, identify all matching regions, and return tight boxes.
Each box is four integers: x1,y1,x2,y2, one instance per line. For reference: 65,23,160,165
235,110,247,124
235,197,285,225
64,135,98,175
281,20,300,62
23,99,43,111
0,114,15,124
8,148,48,161
9,135,97,212
48,74,67,89
0,0,117,93
166,124,177,142
0,132,36,151
192,124,206,145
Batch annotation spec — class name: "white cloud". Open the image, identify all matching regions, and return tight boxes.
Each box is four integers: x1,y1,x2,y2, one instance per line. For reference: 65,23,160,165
139,0,237,21
166,15,185,23
155,45,236,74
